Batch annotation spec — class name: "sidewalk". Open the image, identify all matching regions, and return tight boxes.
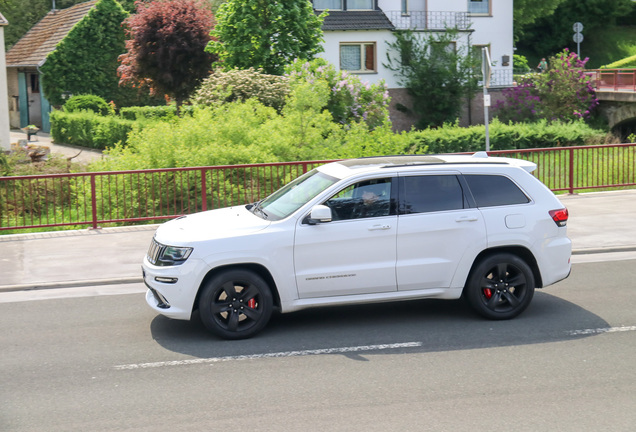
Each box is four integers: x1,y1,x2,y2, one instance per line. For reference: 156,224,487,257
0,190,635,292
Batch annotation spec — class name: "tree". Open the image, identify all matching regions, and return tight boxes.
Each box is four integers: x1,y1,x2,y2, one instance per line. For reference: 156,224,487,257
118,0,216,112
517,0,634,65
514,0,567,34
384,30,478,129
39,0,130,106
207,0,325,75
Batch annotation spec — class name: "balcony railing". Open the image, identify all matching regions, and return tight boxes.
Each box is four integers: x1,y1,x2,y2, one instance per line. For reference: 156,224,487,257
385,11,470,31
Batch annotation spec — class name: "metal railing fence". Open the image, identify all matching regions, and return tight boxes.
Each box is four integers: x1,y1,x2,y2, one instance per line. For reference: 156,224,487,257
1,144,635,232
589,69,636,92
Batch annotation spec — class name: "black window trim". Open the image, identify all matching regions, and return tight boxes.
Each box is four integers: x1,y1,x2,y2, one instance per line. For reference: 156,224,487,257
461,173,533,208
396,173,476,216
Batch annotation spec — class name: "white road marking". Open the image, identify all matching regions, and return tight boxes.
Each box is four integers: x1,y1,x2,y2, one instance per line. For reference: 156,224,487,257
114,326,636,371
565,325,636,336
114,342,423,370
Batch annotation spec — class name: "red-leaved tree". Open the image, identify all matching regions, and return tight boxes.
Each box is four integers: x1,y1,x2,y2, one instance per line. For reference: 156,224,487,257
118,0,216,113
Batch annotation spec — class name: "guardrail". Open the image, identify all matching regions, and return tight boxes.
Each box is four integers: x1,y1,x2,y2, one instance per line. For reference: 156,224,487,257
589,69,636,92
1,144,635,232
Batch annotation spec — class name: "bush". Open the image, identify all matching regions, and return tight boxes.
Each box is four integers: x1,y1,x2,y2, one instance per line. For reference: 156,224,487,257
286,59,390,129
513,54,531,73
190,68,290,111
63,94,114,116
406,119,607,154
119,105,194,120
495,49,599,123
50,110,136,149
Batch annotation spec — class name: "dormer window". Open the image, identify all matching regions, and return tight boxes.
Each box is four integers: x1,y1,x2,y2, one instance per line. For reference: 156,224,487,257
313,0,374,11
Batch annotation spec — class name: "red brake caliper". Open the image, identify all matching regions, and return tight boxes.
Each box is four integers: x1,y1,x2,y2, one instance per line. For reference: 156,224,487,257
483,288,493,299
247,298,256,309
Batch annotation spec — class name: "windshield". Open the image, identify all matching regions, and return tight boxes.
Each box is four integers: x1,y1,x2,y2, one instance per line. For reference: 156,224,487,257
251,169,339,221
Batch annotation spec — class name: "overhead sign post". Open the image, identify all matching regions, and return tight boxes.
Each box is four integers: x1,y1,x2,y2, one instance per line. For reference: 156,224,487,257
482,47,492,152
573,22,584,58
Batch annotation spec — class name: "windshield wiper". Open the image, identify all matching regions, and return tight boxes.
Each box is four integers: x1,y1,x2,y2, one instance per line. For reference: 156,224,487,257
249,200,269,219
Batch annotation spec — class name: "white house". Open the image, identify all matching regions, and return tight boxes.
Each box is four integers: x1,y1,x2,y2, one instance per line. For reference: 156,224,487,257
0,12,10,151
312,0,513,129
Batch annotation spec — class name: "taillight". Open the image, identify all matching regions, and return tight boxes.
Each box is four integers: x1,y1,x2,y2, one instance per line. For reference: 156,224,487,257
549,208,569,227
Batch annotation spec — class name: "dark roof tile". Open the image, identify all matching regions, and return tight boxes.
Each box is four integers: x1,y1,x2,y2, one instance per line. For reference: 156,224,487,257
320,10,394,31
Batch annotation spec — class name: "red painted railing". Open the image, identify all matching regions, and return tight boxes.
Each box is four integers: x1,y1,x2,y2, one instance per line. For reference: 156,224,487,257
589,69,636,92
1,144,635,232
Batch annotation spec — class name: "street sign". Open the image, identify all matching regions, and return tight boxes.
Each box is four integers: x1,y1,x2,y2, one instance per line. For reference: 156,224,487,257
573,22,584,33
573,33,584,43
482,47,492,88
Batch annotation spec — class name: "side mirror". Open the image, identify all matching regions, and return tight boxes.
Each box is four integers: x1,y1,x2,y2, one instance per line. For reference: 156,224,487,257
306,205,332,225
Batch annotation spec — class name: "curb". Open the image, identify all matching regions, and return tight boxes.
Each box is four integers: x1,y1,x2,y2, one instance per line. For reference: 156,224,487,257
0,277,142,293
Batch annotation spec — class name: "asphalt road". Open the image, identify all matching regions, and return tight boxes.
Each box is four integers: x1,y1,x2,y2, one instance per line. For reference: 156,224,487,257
1,258,635,432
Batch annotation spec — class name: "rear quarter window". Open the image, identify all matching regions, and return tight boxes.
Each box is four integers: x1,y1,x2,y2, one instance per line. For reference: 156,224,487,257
464,174,530,207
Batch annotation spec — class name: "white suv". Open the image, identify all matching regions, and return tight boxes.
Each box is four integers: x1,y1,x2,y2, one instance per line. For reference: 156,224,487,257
142,154,571,339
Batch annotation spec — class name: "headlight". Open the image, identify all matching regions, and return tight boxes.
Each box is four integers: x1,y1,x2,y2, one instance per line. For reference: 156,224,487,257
147,238,193,266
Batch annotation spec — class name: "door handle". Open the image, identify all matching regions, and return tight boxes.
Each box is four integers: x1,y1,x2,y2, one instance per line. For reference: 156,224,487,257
369,224,391,231
455,216,478,222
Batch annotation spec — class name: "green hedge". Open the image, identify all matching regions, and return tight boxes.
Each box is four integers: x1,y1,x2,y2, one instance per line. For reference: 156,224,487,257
601,54,636,69
406,119,606,154
119,105,194,120
50,110,136,150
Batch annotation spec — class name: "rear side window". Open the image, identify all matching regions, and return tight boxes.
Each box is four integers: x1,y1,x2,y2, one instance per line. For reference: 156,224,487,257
400,175,466,214
464,174,530,207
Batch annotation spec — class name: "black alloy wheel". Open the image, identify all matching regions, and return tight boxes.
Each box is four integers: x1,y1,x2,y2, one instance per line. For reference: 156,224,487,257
465,253,535,320
199,269,273,339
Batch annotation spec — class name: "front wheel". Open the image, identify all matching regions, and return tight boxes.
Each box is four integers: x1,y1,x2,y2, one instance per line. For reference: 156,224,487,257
199,269,273,339
464,253,535,320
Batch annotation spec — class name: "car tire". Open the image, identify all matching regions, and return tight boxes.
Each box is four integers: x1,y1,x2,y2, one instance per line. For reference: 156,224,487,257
464,253,535,320
199,269,273,339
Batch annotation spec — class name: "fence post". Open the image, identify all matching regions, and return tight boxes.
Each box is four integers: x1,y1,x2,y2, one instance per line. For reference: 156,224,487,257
90,174,99,229
568,148,575,194
201,168,207,212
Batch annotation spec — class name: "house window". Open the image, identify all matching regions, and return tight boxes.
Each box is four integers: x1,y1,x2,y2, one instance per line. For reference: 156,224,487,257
313,0,373,10
30,74,40,94
468,0,490,15
401,0,408,14
340,43,376,72
348,0,373,9
314,0,342,10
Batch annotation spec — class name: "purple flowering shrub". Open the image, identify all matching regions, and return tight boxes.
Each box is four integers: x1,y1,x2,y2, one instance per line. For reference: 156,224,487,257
495,49,598,123
286,59,390,129
493,76,541,123
536,49,598,121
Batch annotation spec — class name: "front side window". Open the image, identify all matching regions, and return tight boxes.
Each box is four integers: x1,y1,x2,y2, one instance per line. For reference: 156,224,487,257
464,175,530,207
313,0,342,9
400,175,466,214
325,178,394,220
340,43,376,72
468,0,490,15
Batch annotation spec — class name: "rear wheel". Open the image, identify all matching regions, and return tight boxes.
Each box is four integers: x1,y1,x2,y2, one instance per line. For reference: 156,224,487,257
199,269,273,339
465,253,535,320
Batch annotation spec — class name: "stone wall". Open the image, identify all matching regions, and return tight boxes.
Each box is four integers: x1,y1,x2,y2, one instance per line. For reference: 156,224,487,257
387,87,508,132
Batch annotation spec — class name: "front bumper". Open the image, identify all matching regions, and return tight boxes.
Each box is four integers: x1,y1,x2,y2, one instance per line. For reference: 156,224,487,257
142,256,209,320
